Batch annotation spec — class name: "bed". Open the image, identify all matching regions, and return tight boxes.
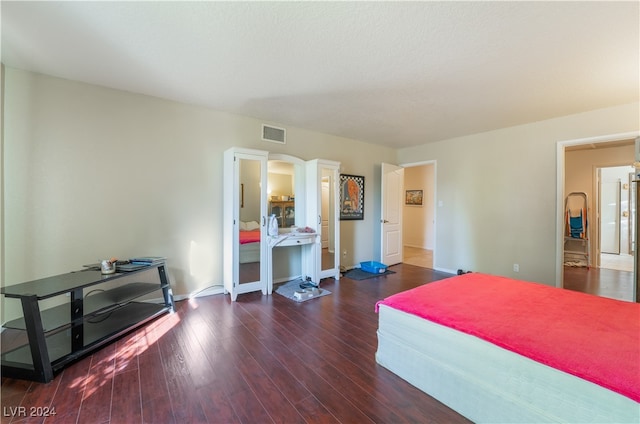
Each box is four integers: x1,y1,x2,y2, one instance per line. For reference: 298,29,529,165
239,221,260,264
375,273,640,423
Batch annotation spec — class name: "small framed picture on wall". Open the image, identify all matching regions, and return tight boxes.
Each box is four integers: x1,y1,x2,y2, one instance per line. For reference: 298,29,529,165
340,174,365,220
405,189,423,206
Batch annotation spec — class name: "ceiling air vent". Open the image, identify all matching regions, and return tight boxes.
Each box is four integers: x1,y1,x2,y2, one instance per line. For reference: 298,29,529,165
262,124,286,144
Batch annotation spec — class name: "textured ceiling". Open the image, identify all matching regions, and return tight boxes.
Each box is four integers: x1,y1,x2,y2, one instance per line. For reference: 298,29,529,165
2,1,638,148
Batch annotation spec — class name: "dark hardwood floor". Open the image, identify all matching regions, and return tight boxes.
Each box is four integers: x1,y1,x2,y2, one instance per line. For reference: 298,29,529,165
2,264,470,424
563,265,634,302
2,263,634,423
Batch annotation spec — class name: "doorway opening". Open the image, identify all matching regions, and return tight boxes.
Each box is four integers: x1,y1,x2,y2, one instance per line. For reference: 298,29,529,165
402,162,436,269
560,135,637,301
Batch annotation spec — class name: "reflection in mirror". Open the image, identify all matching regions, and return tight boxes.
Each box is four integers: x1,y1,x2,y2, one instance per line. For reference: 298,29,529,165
238,158,262,284
267,160,295,229
267,155,307,284
321,169,335,271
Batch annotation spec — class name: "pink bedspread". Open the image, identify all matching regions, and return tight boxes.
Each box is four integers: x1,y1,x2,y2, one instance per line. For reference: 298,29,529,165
376,273,640,402
239,230,260,245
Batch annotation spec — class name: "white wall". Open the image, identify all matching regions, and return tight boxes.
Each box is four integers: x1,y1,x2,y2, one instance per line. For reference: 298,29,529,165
2,67,638,324
267,173,293,200
239,159,262,223
1,68,395,322
397,102,640,284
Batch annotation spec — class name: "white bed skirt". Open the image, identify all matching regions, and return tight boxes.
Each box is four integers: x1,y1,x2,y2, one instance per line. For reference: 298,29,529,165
376,304,639,423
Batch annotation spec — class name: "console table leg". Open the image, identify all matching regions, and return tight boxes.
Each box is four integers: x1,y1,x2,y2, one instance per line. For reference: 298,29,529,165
21,295,53,383
157,265,175,312
71,288,84,352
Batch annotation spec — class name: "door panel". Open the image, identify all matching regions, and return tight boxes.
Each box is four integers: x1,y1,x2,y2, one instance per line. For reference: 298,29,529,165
385,229,401,257
601,181,621,254
381,163,404,265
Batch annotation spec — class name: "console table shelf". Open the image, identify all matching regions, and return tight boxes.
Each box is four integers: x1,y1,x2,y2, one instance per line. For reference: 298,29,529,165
1,263,174,383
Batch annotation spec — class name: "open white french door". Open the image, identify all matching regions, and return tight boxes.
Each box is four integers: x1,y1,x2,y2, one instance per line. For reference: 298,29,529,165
600,178,621,255
381,163,404,265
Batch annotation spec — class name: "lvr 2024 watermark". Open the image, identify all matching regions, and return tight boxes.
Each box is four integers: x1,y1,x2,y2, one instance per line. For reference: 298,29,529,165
3,406,57,417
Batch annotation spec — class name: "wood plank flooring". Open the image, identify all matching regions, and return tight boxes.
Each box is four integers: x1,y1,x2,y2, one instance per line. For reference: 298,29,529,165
3,262,635,423
563,265,634,302
400,246,635,302
1,264,470,424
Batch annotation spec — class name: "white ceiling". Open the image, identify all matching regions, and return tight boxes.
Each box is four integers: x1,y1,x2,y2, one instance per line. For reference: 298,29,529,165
2,1,638,149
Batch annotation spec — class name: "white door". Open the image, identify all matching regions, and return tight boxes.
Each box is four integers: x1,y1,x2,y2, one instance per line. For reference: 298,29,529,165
601,181,621,254
381,163,404,265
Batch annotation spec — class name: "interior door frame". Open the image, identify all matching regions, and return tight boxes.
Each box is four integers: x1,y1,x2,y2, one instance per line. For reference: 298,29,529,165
394,159,438,268
556,131,639,290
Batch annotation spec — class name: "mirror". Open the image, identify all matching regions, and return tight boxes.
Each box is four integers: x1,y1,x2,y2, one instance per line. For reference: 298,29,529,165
321,169,336,272
267,155,307,282
267,160,296,229
238,158,262,284
268,155,306,230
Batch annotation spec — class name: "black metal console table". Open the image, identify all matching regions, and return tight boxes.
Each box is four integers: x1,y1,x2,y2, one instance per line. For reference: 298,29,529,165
1,262,174,382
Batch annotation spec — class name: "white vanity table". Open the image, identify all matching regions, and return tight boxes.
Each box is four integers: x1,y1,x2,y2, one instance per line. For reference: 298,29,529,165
266,230,318,294
223,147,340,301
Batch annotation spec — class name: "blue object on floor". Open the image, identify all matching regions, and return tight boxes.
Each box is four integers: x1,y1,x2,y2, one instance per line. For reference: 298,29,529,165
345,268,395,281
360,261,388,274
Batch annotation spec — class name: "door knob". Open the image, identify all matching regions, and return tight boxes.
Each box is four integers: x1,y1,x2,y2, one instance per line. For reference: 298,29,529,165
381,219,389,223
